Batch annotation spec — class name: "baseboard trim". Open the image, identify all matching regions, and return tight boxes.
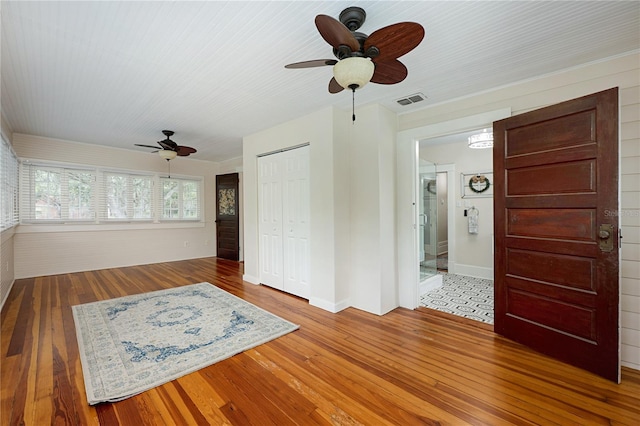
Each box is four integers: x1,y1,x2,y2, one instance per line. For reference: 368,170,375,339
452,264,494,280
0,279,15,312
242,274,260,285
310,297,350,313
419,274,443,295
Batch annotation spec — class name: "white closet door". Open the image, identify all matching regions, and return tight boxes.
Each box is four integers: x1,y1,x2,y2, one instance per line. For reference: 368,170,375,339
282,146,310,299
258,154,283,290
257,146,310,299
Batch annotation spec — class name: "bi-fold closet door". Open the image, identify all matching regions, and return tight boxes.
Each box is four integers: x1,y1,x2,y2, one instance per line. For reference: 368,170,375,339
257,145,310,299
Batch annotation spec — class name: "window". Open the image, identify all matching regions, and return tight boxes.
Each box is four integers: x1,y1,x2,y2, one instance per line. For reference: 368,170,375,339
161,177,201,220
22,163,95,222
1,135,19,230
19,159,202,225
104,173,153,220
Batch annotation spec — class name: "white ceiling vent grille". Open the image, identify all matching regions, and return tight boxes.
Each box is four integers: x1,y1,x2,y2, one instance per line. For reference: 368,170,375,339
396,92,427,106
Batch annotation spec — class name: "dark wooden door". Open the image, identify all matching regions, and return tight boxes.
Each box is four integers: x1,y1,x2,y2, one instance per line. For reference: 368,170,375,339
493,88,620,382
215,173,239,261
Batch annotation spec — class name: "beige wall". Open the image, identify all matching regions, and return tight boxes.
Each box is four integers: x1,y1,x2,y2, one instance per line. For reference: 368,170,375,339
398,52,640,371
11,134,219,278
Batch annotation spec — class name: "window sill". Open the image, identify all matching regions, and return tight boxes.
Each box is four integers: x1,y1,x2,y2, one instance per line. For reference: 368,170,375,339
15,221,206,234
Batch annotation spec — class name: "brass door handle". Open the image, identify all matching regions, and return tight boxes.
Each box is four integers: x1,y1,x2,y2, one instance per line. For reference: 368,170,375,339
599,230,610,239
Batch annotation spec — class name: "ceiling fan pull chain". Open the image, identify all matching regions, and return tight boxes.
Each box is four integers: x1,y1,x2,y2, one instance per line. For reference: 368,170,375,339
352,87,356,123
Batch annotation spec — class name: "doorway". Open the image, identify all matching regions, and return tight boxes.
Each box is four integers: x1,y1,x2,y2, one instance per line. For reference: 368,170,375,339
215,173,240,261
417,130,495,324
396,107,512,310
419,166,449,278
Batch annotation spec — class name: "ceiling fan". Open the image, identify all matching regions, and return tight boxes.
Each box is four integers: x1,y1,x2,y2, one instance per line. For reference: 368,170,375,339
285,6,425,95
134,130,197,159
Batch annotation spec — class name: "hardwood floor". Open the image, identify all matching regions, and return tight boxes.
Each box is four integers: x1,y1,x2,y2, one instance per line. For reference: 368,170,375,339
2,257,639,425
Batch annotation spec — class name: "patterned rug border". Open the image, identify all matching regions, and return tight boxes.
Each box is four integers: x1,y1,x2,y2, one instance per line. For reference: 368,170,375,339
72,282,299,405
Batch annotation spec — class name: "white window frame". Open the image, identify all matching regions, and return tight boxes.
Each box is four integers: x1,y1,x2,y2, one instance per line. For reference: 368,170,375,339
160,176,202,221
18,159,203,228
21,162,96,223
102,171,154,221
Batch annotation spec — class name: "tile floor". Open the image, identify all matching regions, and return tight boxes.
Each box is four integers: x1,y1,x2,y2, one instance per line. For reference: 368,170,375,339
420,273,494,324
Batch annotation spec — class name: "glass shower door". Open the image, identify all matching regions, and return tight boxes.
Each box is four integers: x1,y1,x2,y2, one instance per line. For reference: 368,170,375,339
419,160,438,281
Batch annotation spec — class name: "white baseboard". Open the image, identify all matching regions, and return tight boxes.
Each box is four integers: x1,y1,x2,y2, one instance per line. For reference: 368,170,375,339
0,279,15,312
310,297,350,313
419,274,443,295
452,263,494,280
437,241,448,255
621,360,640,372
242,274,260,285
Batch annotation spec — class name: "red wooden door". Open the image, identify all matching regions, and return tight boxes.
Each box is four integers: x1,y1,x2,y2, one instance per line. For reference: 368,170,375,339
493,88,620,382
216,173,240,261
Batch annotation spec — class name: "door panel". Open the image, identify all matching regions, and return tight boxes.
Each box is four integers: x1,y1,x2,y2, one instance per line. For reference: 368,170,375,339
215,173,240,261
257,146,310,298
282,146,310,298
494,88,619,382
258,156,283,289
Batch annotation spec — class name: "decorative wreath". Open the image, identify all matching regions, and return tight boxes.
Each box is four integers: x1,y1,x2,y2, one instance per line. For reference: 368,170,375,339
468,175,491,193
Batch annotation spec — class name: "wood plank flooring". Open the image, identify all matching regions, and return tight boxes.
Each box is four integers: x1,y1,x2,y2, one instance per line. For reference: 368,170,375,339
2,257,639,425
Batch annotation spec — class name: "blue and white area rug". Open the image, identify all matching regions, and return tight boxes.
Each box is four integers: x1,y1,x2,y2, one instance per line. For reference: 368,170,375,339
72,282,299,405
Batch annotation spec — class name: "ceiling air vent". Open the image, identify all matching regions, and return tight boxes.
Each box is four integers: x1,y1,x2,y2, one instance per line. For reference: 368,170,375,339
396,92,427,106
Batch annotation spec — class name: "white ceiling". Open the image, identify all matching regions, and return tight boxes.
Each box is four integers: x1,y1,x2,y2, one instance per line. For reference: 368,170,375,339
2,1,639,162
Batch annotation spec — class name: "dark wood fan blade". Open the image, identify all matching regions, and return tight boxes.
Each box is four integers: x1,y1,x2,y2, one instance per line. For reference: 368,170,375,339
315,14,360,52
135,144,162,149
365,22,424,61
328,77,344,94
176,146,197,156
370,59,408,85
285,59,338,69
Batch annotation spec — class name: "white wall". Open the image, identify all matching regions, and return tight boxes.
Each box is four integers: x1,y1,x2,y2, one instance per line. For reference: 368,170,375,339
11,133,219,278
243,107,353,312
349,104,398,314
242,104,398,315
420,140,494,279
397,52,640,371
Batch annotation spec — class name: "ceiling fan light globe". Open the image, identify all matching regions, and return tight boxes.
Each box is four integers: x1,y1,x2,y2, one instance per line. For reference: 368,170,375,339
158,150,178,160
333,57,374,90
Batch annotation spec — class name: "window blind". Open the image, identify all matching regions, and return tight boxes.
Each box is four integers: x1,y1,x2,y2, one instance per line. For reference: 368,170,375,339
19,159,202,224
101,171,154,221
20,162,96,222
160,177,202,221
1,135,19,230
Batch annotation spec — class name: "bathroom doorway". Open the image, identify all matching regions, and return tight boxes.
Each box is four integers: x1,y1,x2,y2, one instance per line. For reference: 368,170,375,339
419,166,448,279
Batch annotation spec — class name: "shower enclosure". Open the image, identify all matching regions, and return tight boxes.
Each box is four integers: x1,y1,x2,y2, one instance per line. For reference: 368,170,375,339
419,160,438,282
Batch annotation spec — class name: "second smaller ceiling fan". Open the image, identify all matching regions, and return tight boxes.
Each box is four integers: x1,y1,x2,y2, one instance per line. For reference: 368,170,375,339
135,130,197,158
